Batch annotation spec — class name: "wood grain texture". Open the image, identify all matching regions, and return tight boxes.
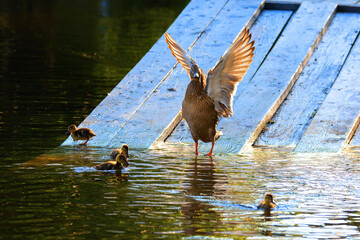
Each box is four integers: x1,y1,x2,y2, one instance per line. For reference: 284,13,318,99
61,0,229,146
166,9,294,145
350,123,360,146
257,13,360,148
203,2,337,154
105,0,264,149
295,35,360,152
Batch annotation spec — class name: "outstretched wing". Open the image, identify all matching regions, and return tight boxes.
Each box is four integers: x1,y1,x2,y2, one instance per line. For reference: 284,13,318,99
206,29,255,117
164,33,201,80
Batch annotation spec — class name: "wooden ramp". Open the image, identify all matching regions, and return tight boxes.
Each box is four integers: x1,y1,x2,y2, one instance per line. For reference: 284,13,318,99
62,0,360,154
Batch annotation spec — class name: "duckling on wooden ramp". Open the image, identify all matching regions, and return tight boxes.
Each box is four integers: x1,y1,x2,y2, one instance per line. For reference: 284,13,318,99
66,124,96,146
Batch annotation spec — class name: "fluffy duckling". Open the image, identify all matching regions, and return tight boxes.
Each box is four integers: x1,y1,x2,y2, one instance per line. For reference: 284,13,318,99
109,144,129,160
66,124,96,145
165,29,255,155
257,193,276,211
94,153,129,170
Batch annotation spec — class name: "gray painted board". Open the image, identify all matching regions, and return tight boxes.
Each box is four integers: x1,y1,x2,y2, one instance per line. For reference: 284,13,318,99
257,12,360,148
295,37,360,152
166,9,294,144
106,0,264,149
197,2,337,154
62,0,229,146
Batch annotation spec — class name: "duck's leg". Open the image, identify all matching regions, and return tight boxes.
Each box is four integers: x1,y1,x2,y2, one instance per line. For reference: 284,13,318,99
81,139,89,146
205,141,215,156
195,141,199,155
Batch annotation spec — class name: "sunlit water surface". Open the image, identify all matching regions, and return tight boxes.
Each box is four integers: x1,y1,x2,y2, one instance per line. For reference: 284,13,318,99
1,0,360,239
1,145,360,239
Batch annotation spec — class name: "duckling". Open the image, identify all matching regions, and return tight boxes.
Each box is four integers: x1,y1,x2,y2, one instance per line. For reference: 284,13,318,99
94,153,129,170
257,193,276,211
66,124,96,145
109,144,129,160
165,29,255,155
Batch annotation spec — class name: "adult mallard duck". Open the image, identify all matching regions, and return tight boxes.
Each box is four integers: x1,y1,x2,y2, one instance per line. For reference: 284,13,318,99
109,144,129,160
165,29,255,155
94,151,129,170
257,193,276,211
66,124,96,146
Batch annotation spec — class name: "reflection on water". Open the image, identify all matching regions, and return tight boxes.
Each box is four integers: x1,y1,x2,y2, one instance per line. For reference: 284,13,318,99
2,147,360,239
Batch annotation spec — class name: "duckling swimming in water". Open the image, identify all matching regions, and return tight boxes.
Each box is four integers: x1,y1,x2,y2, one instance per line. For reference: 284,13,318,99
257,193,276,211
66,124,96,146
165,29,255,156
94,153,129,170
109,144,129,160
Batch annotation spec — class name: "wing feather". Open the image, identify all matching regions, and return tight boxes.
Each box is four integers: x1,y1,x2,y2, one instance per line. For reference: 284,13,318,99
206,29,255,117
164,33,200,79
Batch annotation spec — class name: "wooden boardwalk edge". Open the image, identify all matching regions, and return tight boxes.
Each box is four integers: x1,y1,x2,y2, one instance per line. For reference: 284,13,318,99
62,0,360,154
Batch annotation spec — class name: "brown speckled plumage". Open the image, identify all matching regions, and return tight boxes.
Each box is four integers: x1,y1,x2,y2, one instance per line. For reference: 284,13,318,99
165,29,255,155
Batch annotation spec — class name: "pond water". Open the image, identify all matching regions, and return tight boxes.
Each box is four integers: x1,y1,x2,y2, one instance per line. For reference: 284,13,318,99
1,1,360,239
2,146,360,239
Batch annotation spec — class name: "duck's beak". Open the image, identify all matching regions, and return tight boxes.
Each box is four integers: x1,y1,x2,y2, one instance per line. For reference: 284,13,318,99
271,200,276,204
126,153,129,158
65,130,69,135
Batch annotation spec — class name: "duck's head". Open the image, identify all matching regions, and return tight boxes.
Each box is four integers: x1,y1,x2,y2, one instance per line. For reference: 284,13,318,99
264,193,275,205
66,124,77,135
116,154,129,168
121,144,129,158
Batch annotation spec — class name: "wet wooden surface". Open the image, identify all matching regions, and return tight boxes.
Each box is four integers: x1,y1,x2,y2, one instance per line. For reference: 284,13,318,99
295,36,360,152
62,0,360,154
196,2,337,154
256,12,360,149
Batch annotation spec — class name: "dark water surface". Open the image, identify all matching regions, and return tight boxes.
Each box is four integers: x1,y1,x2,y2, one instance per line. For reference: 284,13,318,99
0,0,188,162
1,1,360,239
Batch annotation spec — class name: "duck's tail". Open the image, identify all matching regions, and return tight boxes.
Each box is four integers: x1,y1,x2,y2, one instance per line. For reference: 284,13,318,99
215,130,223,141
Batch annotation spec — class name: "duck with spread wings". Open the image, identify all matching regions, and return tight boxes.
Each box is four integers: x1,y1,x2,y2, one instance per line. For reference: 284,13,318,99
165,29,255,156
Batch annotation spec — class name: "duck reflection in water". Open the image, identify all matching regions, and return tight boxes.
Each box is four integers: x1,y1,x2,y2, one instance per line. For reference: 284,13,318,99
66,124,96,146
257,193,276,217
180,156,226,234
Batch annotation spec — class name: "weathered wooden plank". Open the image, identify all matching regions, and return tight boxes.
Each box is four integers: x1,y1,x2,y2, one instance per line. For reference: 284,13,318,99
200,2,337,154
295,36,360,153
166,9,294,144
350,123,360,146
105,0,265,149
61,0,229,146
256,13,360,148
